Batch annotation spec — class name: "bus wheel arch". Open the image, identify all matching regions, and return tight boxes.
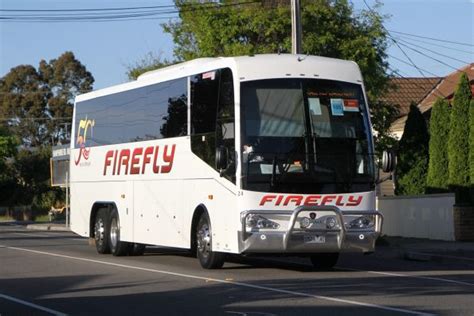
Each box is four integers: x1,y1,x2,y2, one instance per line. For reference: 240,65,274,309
192,205,225,269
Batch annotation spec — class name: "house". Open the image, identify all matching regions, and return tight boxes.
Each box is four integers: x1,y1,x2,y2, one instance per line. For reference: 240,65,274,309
377,63,474,196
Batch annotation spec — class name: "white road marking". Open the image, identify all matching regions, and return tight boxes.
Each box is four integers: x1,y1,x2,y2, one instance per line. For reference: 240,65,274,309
368,270,474,287
0,293,67,316
340,267,474,287
0,244,433,316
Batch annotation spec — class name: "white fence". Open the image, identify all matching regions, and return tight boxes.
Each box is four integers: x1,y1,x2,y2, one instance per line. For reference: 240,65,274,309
377,193,455,241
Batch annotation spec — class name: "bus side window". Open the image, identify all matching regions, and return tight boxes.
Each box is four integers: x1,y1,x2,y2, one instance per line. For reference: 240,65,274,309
216,68,235,183
191,71,220,168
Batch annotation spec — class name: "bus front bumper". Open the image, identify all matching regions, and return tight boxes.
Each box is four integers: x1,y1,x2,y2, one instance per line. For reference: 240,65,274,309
239,206,383,254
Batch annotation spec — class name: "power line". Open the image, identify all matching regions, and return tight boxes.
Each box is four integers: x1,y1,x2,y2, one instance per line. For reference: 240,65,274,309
362,0,427,77
388,30,474,48
394,37,471,66
392,34,474,56
0,5,177,12
387,53,463,91
0,1,261,22
387,66,446,100
388,54,442,78
0,117,72,121
396,42,460,71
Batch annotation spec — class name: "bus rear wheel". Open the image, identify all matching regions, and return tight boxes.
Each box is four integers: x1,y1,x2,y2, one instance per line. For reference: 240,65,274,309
196,213,225,269
109,209,130,256
94,209,111,254
309,253,339,270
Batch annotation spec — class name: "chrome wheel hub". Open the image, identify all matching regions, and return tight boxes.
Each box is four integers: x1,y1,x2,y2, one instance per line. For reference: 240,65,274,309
197,223,211,258
110,217,118,248
95,218,105,242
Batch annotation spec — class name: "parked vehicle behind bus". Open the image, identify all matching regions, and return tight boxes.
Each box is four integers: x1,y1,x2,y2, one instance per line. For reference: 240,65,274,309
70,54,395,269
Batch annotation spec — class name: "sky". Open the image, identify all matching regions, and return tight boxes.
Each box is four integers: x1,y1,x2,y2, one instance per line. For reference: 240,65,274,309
0,0,473,90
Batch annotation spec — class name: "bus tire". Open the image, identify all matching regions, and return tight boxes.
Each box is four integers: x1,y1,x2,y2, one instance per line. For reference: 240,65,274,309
196,213,225,269
128,243,146,256
309,253,339,270
109,208,130,256
94,208,111,254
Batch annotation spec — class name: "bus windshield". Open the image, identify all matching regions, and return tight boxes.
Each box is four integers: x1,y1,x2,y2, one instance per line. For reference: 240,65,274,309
240,78,376,194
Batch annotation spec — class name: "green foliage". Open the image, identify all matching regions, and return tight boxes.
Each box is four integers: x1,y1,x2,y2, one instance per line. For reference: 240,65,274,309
14,147,52,205
0,127,18,205
124,1,394,155
0,51,94,147
0,52,90,209
126,52,173,80
158,0,394,156
163,0,389,98
426,98,450,192
370,100,399,158
470,100,474,195
395,103,429,195
448,73,471,204
0,126,17,166
0,65,49,147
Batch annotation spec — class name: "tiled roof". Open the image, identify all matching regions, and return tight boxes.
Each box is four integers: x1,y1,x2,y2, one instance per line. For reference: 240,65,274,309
383,63,474,134
419,63,474,113
381,77,442,118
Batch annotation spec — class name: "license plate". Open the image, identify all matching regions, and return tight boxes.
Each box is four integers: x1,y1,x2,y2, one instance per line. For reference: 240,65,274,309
304,235,325,244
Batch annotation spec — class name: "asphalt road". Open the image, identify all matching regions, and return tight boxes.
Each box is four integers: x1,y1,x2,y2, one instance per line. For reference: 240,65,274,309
1,222,473,316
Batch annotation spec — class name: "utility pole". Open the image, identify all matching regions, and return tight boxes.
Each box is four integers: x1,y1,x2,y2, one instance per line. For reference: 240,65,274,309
291,0,302,54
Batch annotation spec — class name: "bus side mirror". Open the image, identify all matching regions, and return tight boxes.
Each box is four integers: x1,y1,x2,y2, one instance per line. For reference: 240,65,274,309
216,146,228,173
381,150,396,173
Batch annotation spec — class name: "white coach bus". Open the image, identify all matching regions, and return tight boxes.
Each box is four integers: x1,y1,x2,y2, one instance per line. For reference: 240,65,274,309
70,54,395,269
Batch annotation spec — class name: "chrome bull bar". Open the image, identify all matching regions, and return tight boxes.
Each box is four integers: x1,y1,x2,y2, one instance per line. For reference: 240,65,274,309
239,206,383,253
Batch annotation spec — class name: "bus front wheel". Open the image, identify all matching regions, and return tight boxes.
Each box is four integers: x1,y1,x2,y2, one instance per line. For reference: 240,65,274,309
196,213,225,269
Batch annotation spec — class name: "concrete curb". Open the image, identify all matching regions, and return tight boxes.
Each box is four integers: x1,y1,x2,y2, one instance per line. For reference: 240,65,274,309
26,223,70,232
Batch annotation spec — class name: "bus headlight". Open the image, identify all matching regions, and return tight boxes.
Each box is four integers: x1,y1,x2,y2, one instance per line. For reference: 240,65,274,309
246,214,280,230
348,215,375,229
300,217,311,229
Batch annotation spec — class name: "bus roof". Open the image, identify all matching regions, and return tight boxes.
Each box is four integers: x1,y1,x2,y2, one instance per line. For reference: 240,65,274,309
76,54,363,102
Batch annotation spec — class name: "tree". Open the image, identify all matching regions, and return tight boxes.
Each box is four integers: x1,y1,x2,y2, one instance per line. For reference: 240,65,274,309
0,65,49,147
14,147,52,208
448,73,471,205
395,103,429,195
0,51,94,147
0,127,18,206
156,0,393,155
126,52,172,80
426,98,450,192
470,100,474,190
40,51,94,144
164,0,389,98
0,52,93,212
371,99,399,158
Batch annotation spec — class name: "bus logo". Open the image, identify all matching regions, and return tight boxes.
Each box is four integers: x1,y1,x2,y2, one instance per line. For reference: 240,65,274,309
103,144,176,176
75,117,95,166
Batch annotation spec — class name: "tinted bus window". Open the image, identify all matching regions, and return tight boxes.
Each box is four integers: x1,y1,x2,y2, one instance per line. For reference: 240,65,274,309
190,68,235,182
74,78,187,148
